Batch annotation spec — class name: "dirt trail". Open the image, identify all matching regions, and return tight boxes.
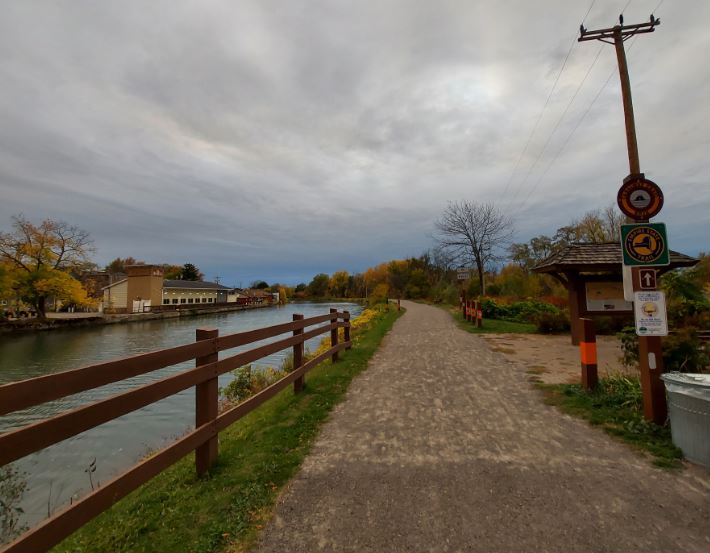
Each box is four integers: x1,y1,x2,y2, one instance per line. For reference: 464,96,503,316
253,301,710,553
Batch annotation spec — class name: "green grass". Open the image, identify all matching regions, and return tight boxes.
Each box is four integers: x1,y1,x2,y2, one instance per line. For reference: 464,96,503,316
53,306,402,553
538,375,683,469
449,308,537,334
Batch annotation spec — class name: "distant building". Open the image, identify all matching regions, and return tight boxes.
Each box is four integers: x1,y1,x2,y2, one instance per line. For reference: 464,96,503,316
102,265,232,313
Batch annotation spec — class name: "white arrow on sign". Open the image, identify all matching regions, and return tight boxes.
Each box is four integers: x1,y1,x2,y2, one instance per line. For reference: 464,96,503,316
639,268,657,290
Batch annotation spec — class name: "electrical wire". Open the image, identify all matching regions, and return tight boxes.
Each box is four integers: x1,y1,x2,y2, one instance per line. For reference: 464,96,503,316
511,0,665,218
499,0,598,204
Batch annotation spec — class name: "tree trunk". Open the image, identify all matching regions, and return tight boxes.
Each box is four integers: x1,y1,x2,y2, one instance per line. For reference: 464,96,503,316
477,265,485,296
36,296,47,320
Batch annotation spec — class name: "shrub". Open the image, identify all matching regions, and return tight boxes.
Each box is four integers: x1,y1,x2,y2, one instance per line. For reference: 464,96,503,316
594,316,631,335
480,297,560,324
534,311,570,333
618,326,710,373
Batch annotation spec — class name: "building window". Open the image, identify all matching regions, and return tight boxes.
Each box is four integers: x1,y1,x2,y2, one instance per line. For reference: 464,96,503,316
208,298,213,303
187,298,194,304
201,298,206,303
180,298,186,304
172,299,178,304
163,299,170,305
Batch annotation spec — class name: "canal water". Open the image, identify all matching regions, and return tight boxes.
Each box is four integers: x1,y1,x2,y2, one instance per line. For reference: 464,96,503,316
0,301,362,528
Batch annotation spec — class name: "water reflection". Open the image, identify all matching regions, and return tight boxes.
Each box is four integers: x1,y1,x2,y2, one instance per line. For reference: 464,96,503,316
0,301,362,527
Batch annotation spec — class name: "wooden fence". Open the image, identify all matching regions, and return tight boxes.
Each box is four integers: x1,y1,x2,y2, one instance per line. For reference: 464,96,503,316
0,308,351,553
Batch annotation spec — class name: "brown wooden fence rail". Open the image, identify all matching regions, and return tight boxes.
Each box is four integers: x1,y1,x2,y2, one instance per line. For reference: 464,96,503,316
0,308,352,553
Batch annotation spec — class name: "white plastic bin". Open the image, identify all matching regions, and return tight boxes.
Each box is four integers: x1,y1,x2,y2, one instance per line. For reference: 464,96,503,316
661,372,710,467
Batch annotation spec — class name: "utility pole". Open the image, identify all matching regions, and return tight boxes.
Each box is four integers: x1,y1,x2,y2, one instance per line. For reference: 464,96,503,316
579,14,668,424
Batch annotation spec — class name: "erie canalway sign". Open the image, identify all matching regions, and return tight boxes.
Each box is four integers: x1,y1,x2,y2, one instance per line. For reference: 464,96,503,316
617,174,664,220
620,223,669,267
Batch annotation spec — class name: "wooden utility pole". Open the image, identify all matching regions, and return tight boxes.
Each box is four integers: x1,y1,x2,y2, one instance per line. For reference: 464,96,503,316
579,14,668,424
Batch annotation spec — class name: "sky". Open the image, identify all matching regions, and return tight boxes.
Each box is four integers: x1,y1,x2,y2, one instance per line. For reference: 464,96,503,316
1,0,708,286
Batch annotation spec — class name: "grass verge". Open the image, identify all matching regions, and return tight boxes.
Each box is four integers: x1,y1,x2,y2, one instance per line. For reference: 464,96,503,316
449,308,537,334
53,304,402,553
537,375,682,469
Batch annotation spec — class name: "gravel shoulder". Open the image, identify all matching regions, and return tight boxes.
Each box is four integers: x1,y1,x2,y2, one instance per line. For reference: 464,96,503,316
252,301,710,553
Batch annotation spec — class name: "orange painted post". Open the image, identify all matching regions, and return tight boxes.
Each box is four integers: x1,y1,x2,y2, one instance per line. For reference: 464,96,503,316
293,314,305,393
579,318,598,390
330,308,339,362
195,327,218,476
465,300,471,323
343,310,351,350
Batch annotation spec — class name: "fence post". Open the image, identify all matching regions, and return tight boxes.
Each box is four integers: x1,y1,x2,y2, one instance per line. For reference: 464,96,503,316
476,300,483,328
397,298,401,311
344,310,351,350
580,318,598,390
461,291,466,319
293,313,305,393
467,300,473,323
195,327,218,476
330,308,339,362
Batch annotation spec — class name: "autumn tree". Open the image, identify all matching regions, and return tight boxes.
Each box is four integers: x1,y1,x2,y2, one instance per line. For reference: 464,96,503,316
105,257,141,274
0,216,93,318
435,201,513,295
329,270,350,298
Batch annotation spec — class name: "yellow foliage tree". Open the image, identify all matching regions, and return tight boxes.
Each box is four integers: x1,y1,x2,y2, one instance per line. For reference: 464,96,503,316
0,216,93,318
329,270,350,298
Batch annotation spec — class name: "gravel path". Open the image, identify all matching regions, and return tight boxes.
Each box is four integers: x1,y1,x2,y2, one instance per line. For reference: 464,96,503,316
253,301,710,553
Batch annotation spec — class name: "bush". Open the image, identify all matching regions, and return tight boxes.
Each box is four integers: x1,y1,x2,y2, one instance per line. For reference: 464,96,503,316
534,311,570,333
618,326,710,373
594,316,632,335
480,297,560,324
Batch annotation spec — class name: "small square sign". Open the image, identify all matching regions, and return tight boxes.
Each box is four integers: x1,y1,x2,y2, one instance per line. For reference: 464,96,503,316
633,290,668,336
638,268,657,290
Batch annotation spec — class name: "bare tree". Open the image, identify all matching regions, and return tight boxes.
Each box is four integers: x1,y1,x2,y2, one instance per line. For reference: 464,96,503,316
435,201,513,295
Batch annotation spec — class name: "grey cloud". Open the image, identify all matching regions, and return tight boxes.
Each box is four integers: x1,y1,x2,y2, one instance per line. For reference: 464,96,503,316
1,0,709,284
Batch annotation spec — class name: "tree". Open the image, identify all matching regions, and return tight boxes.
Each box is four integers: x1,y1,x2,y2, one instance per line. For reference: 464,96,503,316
329,270,350,298
251,280,270,290
435,201,513,295
105,257,140,274
179,263,203,281
0,216,93,318
307,273,330,297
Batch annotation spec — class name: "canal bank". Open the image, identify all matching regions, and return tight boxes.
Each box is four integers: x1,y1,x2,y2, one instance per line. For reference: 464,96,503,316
0,302,279,335
0,301,364,532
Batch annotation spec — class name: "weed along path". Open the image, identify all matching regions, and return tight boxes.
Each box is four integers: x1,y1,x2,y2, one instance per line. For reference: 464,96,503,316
253,301,710,553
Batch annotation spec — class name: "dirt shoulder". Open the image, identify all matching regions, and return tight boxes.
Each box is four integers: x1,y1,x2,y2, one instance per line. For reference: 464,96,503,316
482,332,633,384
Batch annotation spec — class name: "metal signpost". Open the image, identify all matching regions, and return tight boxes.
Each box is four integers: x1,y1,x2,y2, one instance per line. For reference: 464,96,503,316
580,14,668,423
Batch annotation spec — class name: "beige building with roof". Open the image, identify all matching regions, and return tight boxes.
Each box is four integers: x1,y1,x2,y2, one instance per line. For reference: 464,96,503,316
102,265,232,313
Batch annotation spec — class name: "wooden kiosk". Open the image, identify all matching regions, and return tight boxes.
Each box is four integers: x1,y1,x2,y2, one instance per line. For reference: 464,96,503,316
533,242,697,345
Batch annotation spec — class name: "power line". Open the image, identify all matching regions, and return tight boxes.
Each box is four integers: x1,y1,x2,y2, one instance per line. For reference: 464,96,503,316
515,0,666,214
499,0,598,204
508,43,604,216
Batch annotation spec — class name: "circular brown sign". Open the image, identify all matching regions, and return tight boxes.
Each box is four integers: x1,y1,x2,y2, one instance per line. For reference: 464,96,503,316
617,176,663,220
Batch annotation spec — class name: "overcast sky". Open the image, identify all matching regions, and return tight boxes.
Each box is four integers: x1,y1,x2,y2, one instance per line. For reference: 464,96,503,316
1,0,708,285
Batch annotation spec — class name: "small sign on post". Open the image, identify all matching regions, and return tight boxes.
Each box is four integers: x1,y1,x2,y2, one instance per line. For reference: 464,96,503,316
633,290,668,336
457,269,471,281
638,268,657,290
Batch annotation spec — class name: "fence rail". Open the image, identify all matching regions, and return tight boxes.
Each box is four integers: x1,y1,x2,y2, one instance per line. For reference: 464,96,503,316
0,308,352,553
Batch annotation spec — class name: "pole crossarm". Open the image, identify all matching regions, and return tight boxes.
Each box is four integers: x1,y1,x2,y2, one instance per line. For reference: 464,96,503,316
579,19,660,43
